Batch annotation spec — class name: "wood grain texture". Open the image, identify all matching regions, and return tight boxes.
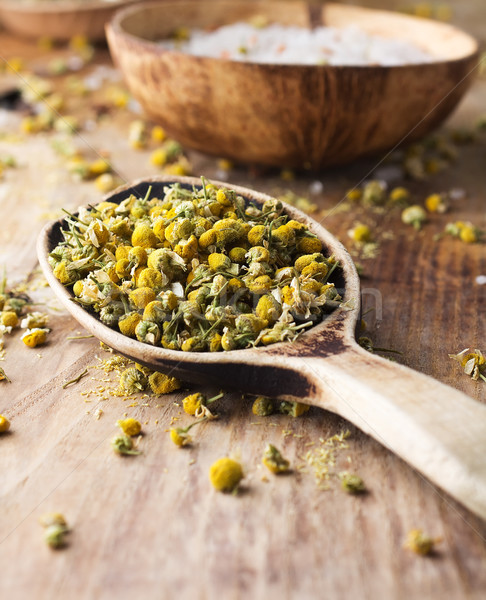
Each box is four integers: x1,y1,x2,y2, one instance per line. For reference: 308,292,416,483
1,1,486,597
106,0,478,168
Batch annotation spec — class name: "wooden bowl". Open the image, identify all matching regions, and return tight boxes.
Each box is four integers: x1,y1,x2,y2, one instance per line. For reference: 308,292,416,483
106,0,479,169
0,0,135,42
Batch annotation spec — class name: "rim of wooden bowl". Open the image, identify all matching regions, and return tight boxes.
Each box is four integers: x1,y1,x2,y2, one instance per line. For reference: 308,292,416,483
108,0,479,67
0,0,135,41
0,0,132,15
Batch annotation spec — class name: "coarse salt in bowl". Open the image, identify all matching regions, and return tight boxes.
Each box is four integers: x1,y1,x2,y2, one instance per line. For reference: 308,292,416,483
158,22,434,66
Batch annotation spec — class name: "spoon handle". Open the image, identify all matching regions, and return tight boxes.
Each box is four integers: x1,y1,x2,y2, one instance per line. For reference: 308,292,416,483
301,345,486,520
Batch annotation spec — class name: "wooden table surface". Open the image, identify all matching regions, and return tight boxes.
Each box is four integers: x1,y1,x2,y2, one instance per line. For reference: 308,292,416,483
1,2,485,598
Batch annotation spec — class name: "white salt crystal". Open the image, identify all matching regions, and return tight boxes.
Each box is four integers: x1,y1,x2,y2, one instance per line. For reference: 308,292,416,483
309,180,324,195
159,23,432,66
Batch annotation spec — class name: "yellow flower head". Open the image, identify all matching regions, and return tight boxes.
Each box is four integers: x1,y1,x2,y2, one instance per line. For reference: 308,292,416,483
21,328,49,348
459,225,477,244
0,414,11,433
255,295,281,323
148,372,181,395
248,275,272,294
136,268,163,290
131,224,158,249
404,529,437,556
170,427,191,447
348,224,372,243
208,253,231,272
389,186,410,204
271,224,296,247
182,392,204,415
209,457,244,493
296,236,322,254
301,261,329,280
117,418,142,436
251,396,274,416
129,287,156,310
294,253,324,273
118,312,142,337
247,225,266,246
1,311,19,328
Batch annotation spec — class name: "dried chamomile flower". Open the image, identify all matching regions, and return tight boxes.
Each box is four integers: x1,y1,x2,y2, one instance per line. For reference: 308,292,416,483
4,297,28,315
151,125,167,143
401,205,427,230
424,193,448,214
129,119,148,149
362,180,387,206
444,221,482,244
262,444,290,474
44,525,69,549
0,414,10,432
148,372,181,395
449,348,486,382
170,414,209,447
345,188,362,202
339,472,366,494
39,513,69,549
388,187,410,205
39,512,68,529
404,529,439,556
0,368,11,383
20,312,49,329
119,367,148,394
170,426,192,447
278,190,318,214
111,433,141,456
217,158,233,172
251,396,275,416
279,401,310,417
209,457,244,493
1,311,19,328
117,417,142,436
95,173,117,193
182,391,223,417
118,312,142,337
348,223,372,243
21,328,49,348
458,225,478,244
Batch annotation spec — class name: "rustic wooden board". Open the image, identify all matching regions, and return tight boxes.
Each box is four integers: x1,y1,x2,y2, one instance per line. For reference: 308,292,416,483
1,2,486,598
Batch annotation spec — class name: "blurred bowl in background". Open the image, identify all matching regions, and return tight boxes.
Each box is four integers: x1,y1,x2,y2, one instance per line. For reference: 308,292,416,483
106,0,478,169
0,0,135,42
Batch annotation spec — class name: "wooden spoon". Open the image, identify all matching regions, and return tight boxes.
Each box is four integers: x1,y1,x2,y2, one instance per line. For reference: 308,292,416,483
37,175,486,520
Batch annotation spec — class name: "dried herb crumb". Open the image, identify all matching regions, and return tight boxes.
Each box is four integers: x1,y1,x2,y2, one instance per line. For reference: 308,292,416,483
404,529,439,556
262,444,290,474
339,471,366,494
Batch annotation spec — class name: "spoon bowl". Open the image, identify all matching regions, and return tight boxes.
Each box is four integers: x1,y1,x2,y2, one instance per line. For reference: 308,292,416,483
38,175,486,520
38,175,358,395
